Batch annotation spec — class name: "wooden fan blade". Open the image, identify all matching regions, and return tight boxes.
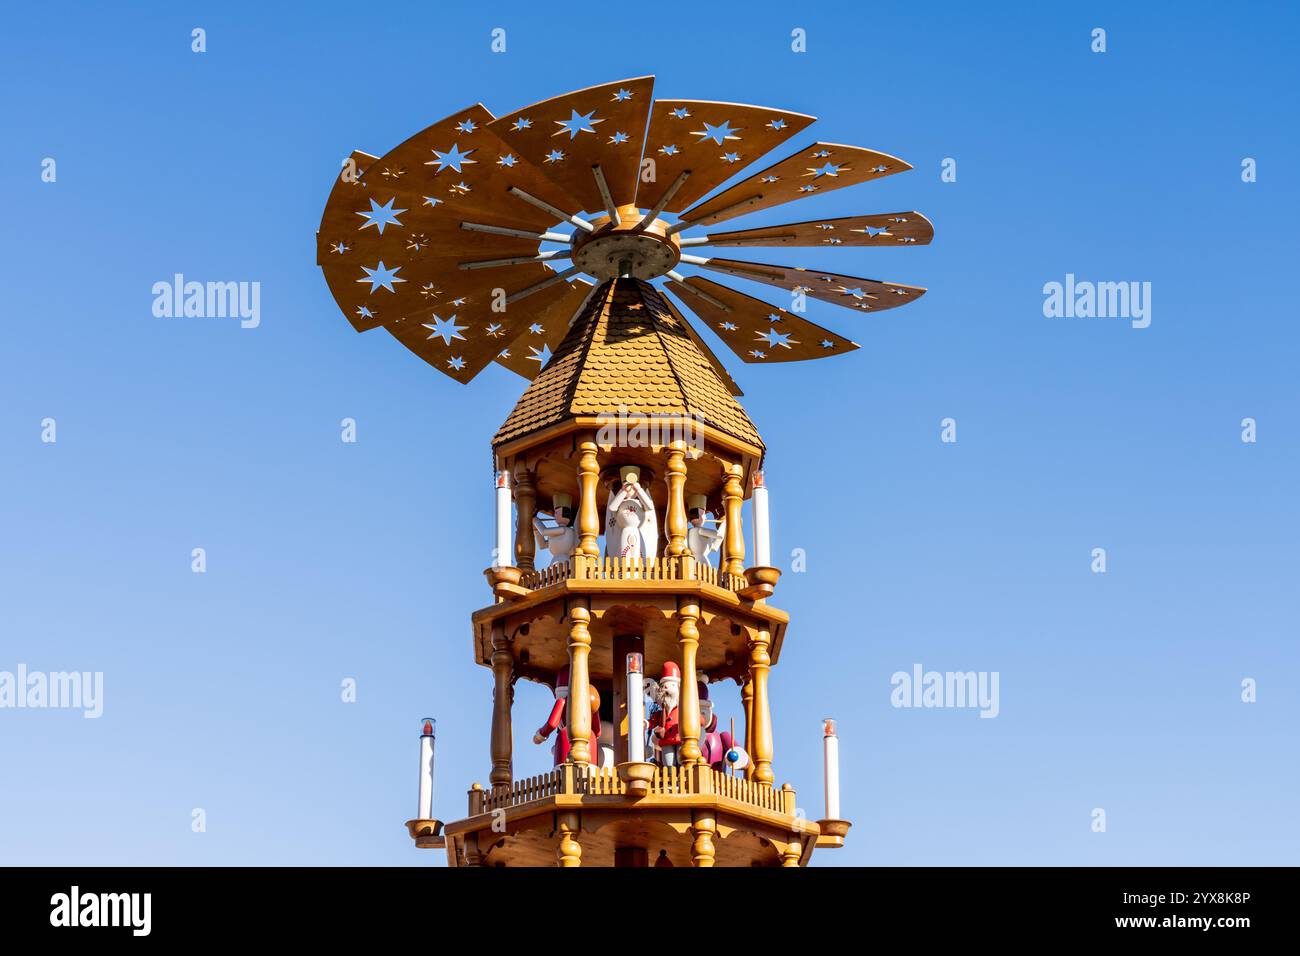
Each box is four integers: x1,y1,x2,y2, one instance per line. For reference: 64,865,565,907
488,77,655,214
379,265,581,383
691,257,926,313
678,143,911,229
698,212,934,248
317,103,588,338
635,100,815,214
494,278,597,380
664,276,858,364
659,293,744,395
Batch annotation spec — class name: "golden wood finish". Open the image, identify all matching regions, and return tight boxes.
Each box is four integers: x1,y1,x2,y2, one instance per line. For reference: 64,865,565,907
679,143,911,227
488,77,656,214
636,100,816,213
721,463,746,576
665,275,859,363
566,598,593,765
677,598,702,767
691,809,717,867
317,79,932,387
489,624,514,789
699,258,927,314
494,277,597,381
665,441,688,557
576,439,601,563
701,211,935,248
513,465,537,572
747,626,774,786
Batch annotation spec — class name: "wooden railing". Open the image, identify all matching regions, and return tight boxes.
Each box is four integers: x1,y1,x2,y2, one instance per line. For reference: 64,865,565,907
517,555,746,592
469,763,793,816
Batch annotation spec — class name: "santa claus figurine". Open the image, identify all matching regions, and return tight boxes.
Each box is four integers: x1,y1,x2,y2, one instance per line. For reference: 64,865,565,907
533,667,602,767
649,662,683,766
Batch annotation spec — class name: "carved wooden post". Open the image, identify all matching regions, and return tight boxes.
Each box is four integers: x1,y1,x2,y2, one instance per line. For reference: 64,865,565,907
665,440,688,558
780,843,801,867
691,809,716,867
741,672,755,775
576,439,601,573
556,810,582,867
677,598,702,766
489,623,514,789
513,465,536,572
721,462,746,576
566,597,593,765
747,625,774,785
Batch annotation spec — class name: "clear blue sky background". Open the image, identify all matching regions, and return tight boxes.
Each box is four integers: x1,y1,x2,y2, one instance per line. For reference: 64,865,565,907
2,1,1296,867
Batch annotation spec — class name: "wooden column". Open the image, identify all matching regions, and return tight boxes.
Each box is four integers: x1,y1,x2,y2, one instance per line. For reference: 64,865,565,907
741,672,755,775
690,809,716,867
576,439,601,569
464,832,485,867
721,462,746,575
513,465,536,572
677,598,702,766
780,843,801,867
665,440,688,557
489,624,514,789
747,625,774,785
566,597,593,766
556,811,582,867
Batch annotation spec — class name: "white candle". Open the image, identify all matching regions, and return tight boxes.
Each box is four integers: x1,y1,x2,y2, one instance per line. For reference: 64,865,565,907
626,653,645,763
823,717,840,819
494,472,513,568
417,717,436,819
752,470,771,567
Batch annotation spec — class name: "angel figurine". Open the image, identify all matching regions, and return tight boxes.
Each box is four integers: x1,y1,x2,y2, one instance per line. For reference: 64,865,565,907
604,466,658,563
532,492,576,568
685,494,725,567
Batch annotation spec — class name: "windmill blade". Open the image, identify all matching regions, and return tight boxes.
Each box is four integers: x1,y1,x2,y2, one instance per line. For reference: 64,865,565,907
317,103,589,339
691,212,934,248
635,101,815,214
660,294,744,395
664,277,858,364
677,144,911,229
488,77,655,215
494,278,596,380
685,256,926,313
379,269,581,383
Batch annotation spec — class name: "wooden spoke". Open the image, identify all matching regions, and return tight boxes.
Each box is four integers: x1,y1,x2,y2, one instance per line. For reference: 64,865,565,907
636,100,814,214
665,276,858,363
489,77,655,214
692,257,926,313
494,278,597,380
678,143,911,229
697,212,934,248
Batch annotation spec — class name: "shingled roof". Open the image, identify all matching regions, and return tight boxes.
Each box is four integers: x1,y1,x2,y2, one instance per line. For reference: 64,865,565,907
493,278,763,451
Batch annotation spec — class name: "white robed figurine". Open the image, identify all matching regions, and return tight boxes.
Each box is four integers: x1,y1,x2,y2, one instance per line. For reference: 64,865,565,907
532,492,576,568
604,465,658,562
685,494,725,567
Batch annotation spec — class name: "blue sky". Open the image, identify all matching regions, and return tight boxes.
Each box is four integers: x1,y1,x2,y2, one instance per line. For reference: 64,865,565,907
1,1,1296,866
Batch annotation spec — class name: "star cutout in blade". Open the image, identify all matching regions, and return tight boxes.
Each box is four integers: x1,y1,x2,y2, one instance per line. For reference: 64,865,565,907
807,162,845,178
693,120,742,145
512,117,533,131
426,143,476,173
612,88,633,102
422,314,467,345
757,328,797,349
554,109,603,139
356,197,406,234
357,261,405,293
528,344,553,366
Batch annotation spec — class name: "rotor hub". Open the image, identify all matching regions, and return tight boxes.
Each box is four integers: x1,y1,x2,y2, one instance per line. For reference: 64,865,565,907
570,205,680,281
